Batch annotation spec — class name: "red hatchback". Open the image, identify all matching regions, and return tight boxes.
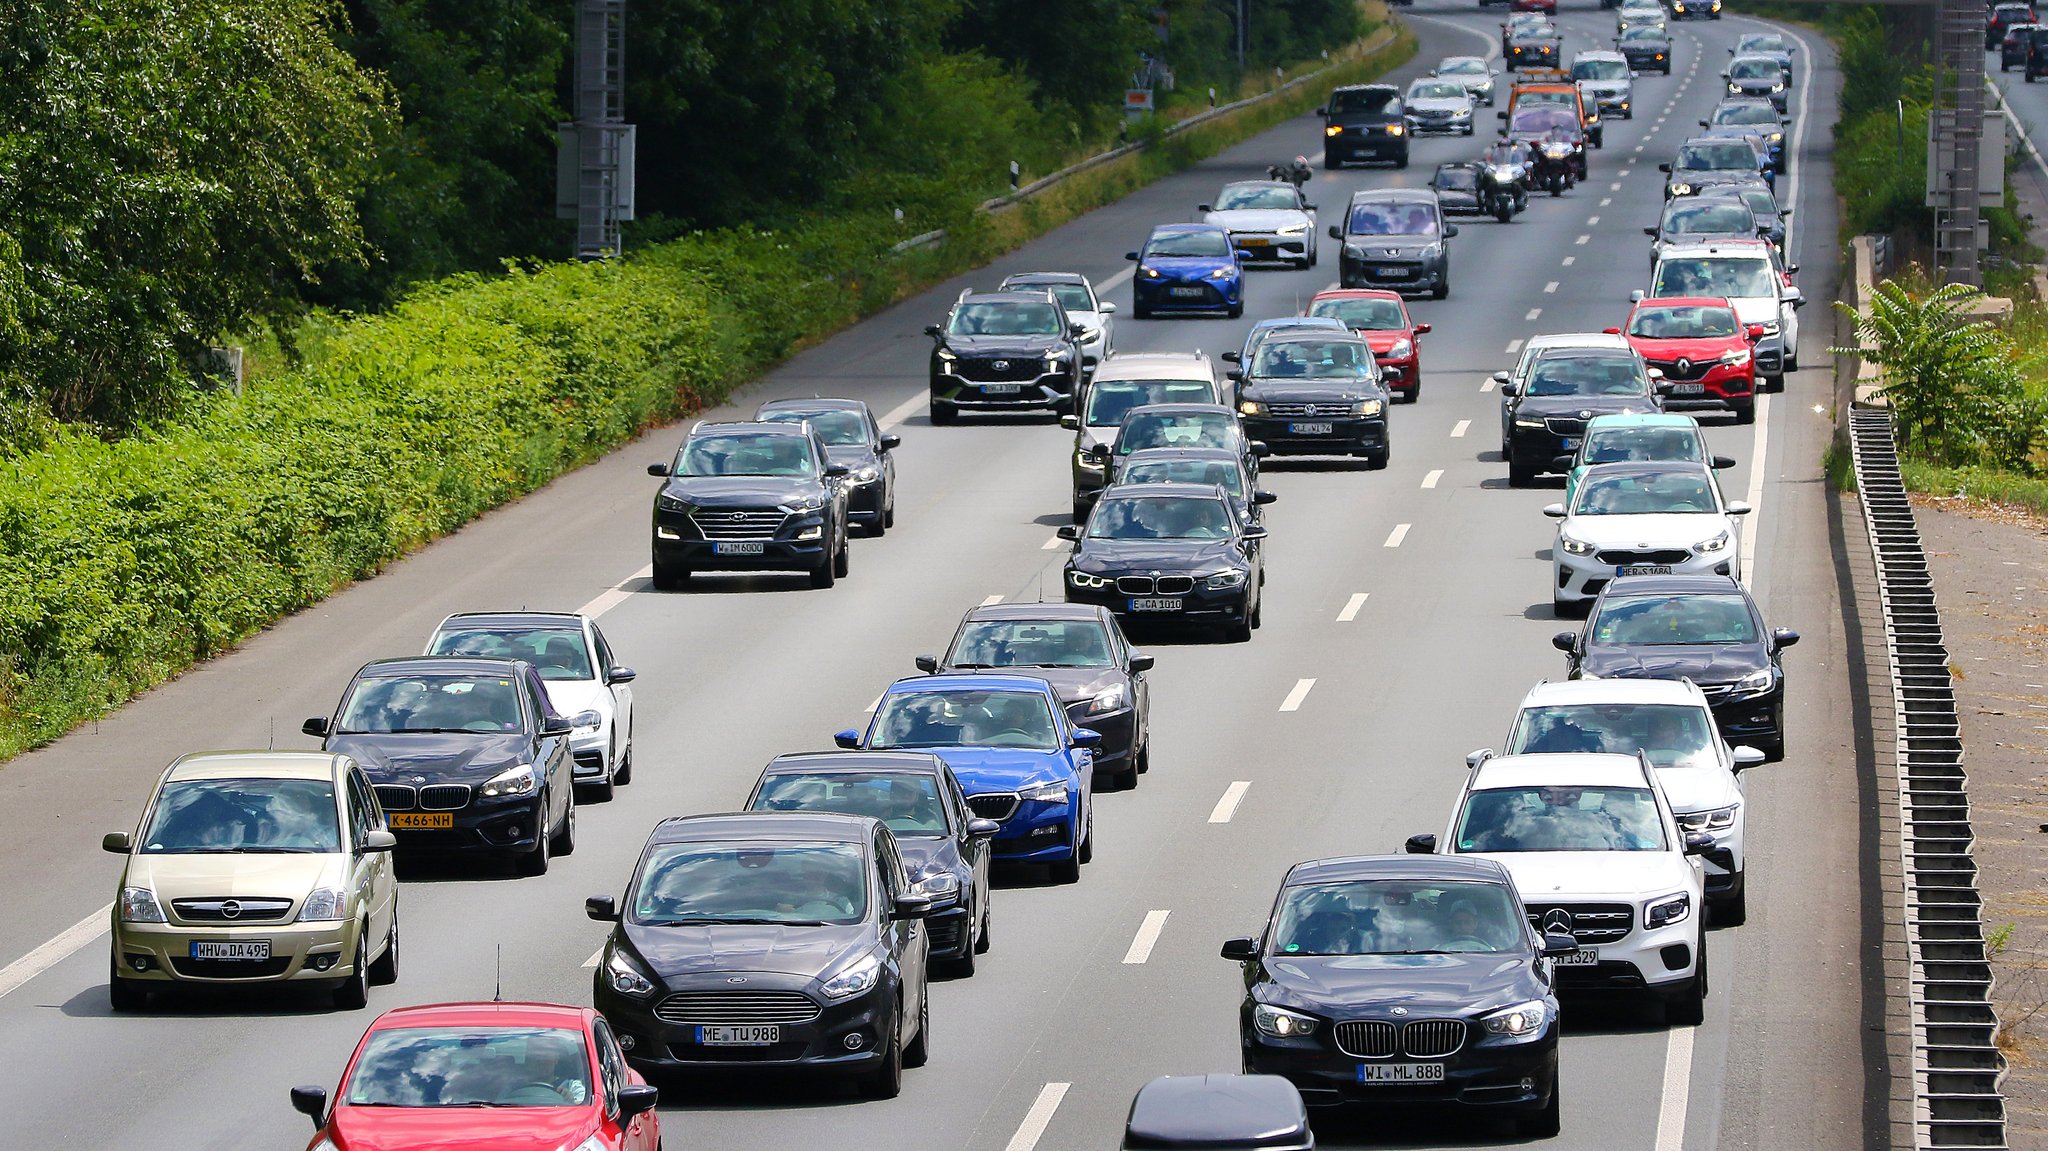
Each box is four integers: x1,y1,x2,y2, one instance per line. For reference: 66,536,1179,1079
1513,0,1557,12
1304,288,1431,401
1612,296,1761,424
292,1002,660,1151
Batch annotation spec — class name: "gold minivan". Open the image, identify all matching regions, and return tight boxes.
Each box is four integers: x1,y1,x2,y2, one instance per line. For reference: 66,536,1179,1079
103,750,399,1011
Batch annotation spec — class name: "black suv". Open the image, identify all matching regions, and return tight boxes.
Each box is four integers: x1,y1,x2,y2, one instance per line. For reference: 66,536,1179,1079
755,398,899,536
647,420,851,589
926,289,1085,423
1319,84,1408,169
1331,189,1457,298
1498,347,1663,486
1230,330,1393,466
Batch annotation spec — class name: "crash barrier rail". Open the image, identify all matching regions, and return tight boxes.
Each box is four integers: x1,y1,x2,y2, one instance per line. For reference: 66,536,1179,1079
1847,407,2009,1149
890,25,1403,254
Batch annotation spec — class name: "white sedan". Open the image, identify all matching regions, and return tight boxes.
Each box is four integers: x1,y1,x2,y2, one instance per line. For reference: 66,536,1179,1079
1200,181,1318,268
1543,461,1749,614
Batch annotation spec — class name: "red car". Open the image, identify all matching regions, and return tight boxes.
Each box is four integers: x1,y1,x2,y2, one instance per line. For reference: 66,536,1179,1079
1303,288,1430,402
1514,0,1558,11
1610,296,1762,424
292,1002,660,1151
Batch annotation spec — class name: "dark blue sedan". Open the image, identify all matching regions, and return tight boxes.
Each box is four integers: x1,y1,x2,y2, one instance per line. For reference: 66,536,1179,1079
1127,224,1250,320
837,674,1098,883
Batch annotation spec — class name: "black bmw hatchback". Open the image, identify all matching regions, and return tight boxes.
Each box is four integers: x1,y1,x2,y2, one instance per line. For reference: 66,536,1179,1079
1222,855,1571,1136
1061,483,1267,643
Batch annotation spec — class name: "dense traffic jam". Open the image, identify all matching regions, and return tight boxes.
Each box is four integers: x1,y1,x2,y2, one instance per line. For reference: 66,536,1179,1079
93,3,1810,1147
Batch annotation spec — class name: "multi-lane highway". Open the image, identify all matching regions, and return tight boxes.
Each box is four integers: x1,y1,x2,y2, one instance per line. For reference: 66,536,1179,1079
0,4,1879,1148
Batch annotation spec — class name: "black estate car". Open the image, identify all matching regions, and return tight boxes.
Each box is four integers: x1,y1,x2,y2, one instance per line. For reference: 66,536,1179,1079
755,398,900,535
926,289,1085,422
587,812,933,1098
1614,24,1673,74
304,657,577,875
1557,573,1798,759
1331,188,1457,298
745,751,997,973
922,602,1155,789
1222,854,1571,1136
1319,84,1409,169
1231,330,1393,466
647,420,851,590
1118,446,1276,526
1498,347,1663,486
1060,483,1267,643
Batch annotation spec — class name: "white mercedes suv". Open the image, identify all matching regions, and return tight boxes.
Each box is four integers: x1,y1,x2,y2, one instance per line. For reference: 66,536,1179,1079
1409,751,1712,1024
1543,460,1750,614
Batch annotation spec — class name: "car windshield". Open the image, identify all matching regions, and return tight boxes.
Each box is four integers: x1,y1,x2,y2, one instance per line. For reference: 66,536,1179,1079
1084,380,1215,426
1620,26,1664,41
1677,141,1757,169
677,433,816,477
1329,88,1398,114
633,841,868,925
1409,81,1467,100
1525,354,1646,397
1251,338,1376,379
1712,103,1778,126
759,408,868,445
1347,201,1438,236
1737,188,1779,216
1433,167,1480,191
1510,106,1578,134
1269,880,1525,956
1572,469,1720,514
1089,495,1233,540
1215,185,1300,210
948,619,1115,668
1507,703,1720,770
1454,785,1667,851
1665,202,1757,235
753,771,950,837
1728,59,1779,80
429,626,592,681
140,778,340,854
1627,304,1741,338
870,689,1060,751
1581,425,1705,465
1591,593,1762,646
1122,458,1247,498
1009,282,1093,314
1573,59,1629,80
1118,412,1234,453
949,300,1062,335
1738,33,1789,51
1653,256,1778,298
1437,57,1487,75
344,1027,593,1108
1146,230,1232,258
338,674,524,734
1310,296,1409,330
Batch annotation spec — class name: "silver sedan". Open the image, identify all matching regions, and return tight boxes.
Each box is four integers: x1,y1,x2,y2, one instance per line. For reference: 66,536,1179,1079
1432,55,1499,106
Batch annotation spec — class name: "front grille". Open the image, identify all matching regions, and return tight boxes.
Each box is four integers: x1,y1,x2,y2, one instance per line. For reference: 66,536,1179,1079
691,509,787,540
419,784,471,811
968,793,1020,822
1545,417,1589,436
1645,357,1717,382
1266,402,1356,418
1334,1020,1398,1058
1403,1019,1467,1058
168,956,295,979
375,784,417,812
1526,902,1634,945
653,991,822,1025
171,898,295,923
957,357,1045,382
1334,1019,1465,1058
1115,575,1195,595
1595,548,1692,566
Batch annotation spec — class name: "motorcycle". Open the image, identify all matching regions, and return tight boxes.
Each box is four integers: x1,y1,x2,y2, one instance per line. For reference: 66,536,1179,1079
1266,155,1313,188
1530,135,1578,196
1478,146,1531,221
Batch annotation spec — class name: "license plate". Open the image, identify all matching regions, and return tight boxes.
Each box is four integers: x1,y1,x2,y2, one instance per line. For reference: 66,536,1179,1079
714,541,765,555
1288,422,1335,435
1129,597,1184,612
1359,1062,1446,1083
191,940,271,961
1169,286,1207,298
1618,564,1673,576
1561,437,1580,449
1554,947,1600,966
1671,382,1705,395
1240,237,1272,247
389,812,453,829
695,1025,779,1046
980,382,1022,394
1374,266,1413,277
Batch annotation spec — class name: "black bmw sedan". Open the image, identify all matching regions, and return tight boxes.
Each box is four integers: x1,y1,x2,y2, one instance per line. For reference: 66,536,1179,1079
755,398,900,535
1222,855,1572,1136
1060,483,1266,643
587,812,933,1098
1557,573,1798,759
647,420,852,589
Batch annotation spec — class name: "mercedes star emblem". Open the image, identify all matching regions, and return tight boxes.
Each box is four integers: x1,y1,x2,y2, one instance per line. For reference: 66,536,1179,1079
1540,908,1574,935
220,900,242,920
992,360,1010,371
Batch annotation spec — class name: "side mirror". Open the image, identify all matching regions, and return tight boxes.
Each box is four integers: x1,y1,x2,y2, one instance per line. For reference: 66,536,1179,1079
833,729,862,749
1726,500,1753,515
361,829,398,853
1125,251,1140,261
1783,288,1805,308
1787,262,1801,275
1630,289,1646,302
1445,223,1461,238
1746,323,1766,342
1657,162,1672,173
1415,323,1432,334
1497,110,1509,120
102,832,132,854
301,716,329,738
1552,455,1574,471
879,434,901,451
617,1083,659,1118
1328,224,1343,240
1304,203,1318,212
1243,525,1269,540
290,1085,328,1129
1541,931,1580,957
1056,525,1080,541
1654,379,1675,396
1090,442,1113,459
1254,490,1278,505
1234,249,1256,262
1542,503,1567,518
924,324,943,338
1500,382,1519,397
1698,119,1710,127
1551,631,1577,652
1198,203,1213,213
585,895,619,922
824,463,851,478
893,894,935,921
966,818,1000,838
1643,226,1658,237
1129,653,1156,673
1759,225,1775,237
1069,322,1088,337
914,654,939,673
1100,302,1119,314
1404,833,1439,855
541,715,573,736
1683,833,1716,856
646,462,671,477
1490,370,1511,385
1466,748,1494,770
1731,746,1768,772
1225,369,1244,382
1315,106,1328,116
1220,936,1261,961
1220,350,1242,363
607,666,637,685
1070,727,1103,749
1250,441,1271,459
1711,455,1736,470
1604,325,1623,335
1059,414,1080,429
1647,367,1665,380
1773,627,1802,649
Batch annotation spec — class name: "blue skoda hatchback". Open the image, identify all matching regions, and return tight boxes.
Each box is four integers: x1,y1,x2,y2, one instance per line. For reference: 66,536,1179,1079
837,674,1098,883
1128,224,1250,320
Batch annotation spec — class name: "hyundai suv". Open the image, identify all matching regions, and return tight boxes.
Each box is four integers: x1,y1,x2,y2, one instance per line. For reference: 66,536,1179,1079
926,289,1084,422
646,421,852,589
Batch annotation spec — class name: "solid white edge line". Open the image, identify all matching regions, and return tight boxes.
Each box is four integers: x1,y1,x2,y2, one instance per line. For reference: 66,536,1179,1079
1337,592,1369,622
1122,910,1172,965
1421,469,1443,489
1383,523,1410,548
1654,1025,1696,1150
877,390,926,433
1277,678,1317,712
1099,266,1138,293
1451,419,1471,438
980,594,1005,606
1003,1082,1073,1151
1208,781,1253,823
0,905,111,1001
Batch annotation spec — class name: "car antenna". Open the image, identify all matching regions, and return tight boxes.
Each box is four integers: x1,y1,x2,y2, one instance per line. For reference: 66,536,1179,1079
268,716,274,750
494,944,503,1002
1036,570,1045,603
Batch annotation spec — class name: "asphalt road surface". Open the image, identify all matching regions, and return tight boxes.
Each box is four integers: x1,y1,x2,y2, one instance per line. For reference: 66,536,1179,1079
0,4,1876,1148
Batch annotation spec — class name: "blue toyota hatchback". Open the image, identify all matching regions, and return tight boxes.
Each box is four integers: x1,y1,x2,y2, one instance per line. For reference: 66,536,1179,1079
1128,224,1250,320
837,674,1098,883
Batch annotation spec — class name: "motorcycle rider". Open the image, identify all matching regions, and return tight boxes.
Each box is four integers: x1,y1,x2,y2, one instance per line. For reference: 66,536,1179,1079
1478,138,1532,218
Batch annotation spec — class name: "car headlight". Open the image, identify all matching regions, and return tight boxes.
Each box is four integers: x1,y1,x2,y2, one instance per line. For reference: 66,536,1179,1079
1240,400,1266,416
820,950,884,1000
918,870,962,898
1069,569,1111,589
1204,568,1248,589
1046,347,1071,362
1252,1004,1320,1038
119,886,166,924
1669,181,1694,196
1559,533,1597,557
796,525,823,540
480,763,537,798
1696,530,1732,554
1722,348,1753,366
656,492,690,513
783,494,826,512
1514,417,1547,429
1771,82,1785,92
1020,780,1070,804
936,347,958,362
1386,123,1405,136
1727,82,1741,93
1086,684,1128,714
1491,165,1521,180
1479,999,1553,1041
1767,131,1783,143
1453,108,1472,119
606,949,657,998
1732,666,1777,695
1207,265,1236,280
1645,892,1692,928
297,887,347,923
1276,222,1309,236
1140,265,1163,279
1760,320,1781,336
1385,339,1413,360
850,465,881,483
1076,449,1105,471
1677,804,1740,832
1344,244,1365,259
1325,124,1344,136
1354,399,1384,417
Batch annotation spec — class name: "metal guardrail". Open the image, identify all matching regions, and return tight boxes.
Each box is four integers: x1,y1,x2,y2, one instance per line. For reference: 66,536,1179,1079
1847,408,2009,1149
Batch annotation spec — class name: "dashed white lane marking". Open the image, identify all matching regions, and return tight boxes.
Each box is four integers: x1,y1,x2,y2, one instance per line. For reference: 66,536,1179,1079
1619,169,1633,178
1505,338,1524,354
1654,1026,1696,1151
1451,419,1471,438
1635,143,1647,153
1421,469,1444,489
1599,197,1612,207
576,565,654,619
0,905,110,1001
582,945,604,969
1575,234,1591,245
980,594,1005,606
1586,216,1601,226
1004,1083,1072,1151
1122,911,1172,964
1278,678,1318,712
1525,307,1543,321
1383,523,1411,548
1042,534,1064,550
1209,781,1252,823
1610,181,1623,191
1338,592,1370,622
1561,256,1576,267
1543,281,1560,294
1481,377,1497,392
